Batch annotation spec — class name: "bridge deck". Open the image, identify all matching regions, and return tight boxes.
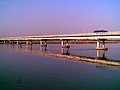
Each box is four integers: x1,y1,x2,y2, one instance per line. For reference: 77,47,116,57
0,31,120,41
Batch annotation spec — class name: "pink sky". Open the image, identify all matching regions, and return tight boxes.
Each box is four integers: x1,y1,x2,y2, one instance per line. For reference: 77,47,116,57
0,0,120,36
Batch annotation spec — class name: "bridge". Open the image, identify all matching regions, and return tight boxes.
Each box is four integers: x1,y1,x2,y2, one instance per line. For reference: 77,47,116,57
0,31,120,50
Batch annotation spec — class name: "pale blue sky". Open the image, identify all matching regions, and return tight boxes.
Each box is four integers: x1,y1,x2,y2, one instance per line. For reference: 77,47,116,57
0,0,120,36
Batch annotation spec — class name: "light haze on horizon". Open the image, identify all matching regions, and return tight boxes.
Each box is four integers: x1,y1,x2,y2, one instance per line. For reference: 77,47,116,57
0,0,120,36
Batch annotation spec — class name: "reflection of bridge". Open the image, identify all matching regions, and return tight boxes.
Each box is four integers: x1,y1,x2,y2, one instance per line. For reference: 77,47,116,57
96,50,107,60
1,44,120,66
0,31,120,50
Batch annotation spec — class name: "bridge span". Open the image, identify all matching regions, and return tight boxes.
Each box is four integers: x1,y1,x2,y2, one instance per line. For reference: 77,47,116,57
0,31,120,50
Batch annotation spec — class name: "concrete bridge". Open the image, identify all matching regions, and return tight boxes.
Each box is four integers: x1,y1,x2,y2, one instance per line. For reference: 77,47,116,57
0,31,120,50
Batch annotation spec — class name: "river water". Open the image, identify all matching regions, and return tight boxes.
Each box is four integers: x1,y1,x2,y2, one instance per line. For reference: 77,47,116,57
0,43,120,90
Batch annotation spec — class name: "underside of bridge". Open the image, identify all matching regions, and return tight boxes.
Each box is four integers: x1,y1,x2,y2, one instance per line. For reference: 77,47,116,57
0,39,119,50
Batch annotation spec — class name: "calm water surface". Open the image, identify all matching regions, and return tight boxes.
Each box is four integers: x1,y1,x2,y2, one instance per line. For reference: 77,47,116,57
0,44,120,90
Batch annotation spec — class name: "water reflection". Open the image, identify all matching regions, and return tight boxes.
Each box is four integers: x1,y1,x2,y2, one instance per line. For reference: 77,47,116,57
1,44,120,90
61,48,70,55
40,46,47,51
0,44,112,61
96,50,107,60
19,44,22,48
1,44,120,67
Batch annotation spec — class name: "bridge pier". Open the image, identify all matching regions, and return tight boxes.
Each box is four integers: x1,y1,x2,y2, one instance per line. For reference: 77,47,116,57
8,40,12,44
12,40,15,44
61,40,70,48
16,41,19,44
25,41,29,48
8,40,15,44
40,40,47,47
4,40,6,44
18,41,22,48
96,39,108,50
30,41,33,45
26,41,29,45
16,41,22,48
26,41,33,45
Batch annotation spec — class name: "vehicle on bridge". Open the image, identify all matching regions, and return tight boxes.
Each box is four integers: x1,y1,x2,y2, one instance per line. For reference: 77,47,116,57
93,30,108,33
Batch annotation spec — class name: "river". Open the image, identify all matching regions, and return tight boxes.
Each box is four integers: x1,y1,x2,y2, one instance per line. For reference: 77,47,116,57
0,43,120,90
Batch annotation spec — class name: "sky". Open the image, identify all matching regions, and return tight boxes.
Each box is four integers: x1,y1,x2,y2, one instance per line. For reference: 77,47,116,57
0,0,120,36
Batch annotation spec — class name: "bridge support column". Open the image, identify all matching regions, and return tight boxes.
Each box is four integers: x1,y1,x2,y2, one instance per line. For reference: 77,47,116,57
19,41,22,48
25,41,29,48
96,41,100,49
40,40,47,47
9,40,14,44
11,41,15,44
96,39,108,50
4,40,6,44
29,41,32,45
26,41,33,45
61,40,70,48
102,40,105,48
16,41,18,44
26,41,29,45
8,40,11,44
